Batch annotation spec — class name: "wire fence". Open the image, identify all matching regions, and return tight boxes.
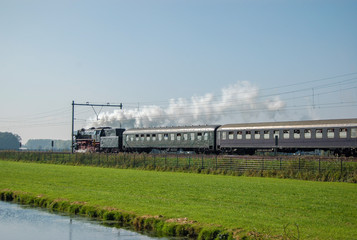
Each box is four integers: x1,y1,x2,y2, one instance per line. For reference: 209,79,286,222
1,151,357,182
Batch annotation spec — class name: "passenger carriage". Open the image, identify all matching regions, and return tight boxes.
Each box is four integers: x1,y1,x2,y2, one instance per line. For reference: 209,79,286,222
217,119,357,156
123,125,220,153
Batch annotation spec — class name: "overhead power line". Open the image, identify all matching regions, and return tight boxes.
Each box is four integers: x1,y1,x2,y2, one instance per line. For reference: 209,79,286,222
2,72,356,136
117,73,357,108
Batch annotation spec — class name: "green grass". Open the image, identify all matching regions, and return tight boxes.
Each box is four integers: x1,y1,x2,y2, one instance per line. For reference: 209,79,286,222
0,160,356,239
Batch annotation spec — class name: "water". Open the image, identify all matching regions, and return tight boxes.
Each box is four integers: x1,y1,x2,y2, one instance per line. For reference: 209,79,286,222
0,201,167,240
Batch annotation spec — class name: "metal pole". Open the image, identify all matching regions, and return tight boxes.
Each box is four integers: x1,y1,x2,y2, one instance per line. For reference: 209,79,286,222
71,100,74,154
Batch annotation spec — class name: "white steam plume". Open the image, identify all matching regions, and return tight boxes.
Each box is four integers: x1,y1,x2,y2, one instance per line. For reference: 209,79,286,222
89,81,286,129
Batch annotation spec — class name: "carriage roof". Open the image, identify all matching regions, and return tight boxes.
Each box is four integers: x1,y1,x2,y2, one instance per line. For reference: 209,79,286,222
218,119,357,131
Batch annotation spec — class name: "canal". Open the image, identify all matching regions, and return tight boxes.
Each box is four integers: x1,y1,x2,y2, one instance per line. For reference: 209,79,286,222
0,201,168,240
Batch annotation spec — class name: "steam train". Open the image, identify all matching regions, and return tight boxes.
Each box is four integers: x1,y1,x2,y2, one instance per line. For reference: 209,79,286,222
74,118,357,156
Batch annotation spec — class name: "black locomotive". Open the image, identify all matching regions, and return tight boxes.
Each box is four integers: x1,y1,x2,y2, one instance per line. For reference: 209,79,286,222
74,118,357,156
74,127,125,153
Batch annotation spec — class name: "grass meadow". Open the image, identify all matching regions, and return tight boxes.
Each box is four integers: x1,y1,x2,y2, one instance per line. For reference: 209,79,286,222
0,160,356,239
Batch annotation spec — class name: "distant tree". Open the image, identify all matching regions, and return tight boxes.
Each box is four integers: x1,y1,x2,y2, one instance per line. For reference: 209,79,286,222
53,140,71,151
25,139,51,150
25,139,71,151
0,132,21,150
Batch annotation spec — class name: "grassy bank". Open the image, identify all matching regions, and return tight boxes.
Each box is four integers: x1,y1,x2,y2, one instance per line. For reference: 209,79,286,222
0,160,356,239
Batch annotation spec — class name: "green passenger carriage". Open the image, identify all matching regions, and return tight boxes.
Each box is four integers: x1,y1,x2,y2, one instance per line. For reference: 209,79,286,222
123,125,220,153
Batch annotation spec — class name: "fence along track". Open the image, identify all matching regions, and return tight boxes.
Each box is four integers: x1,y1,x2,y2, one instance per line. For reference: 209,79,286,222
0,151,356,176
0,151,357,173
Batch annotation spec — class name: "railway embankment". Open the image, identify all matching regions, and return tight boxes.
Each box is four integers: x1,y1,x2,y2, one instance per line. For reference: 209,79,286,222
0,160,356,239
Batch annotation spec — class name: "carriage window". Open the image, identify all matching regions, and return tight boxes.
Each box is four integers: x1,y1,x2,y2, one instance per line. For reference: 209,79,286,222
158,134,163,141
146,134,151,141
246,131,251,139
264,130,270,139
294,130,301,139
273,130,279,139
316,129,323,139
164,134,169,141
339,128,347,138
304,129,311,139
177,133,182,141
152,134,157,141
351,128,357,138
136,134,139,141
255,131,260,139
183,133,188,141
327,129,334,138
204,132,209,141
170,133,175,141
141,134,145,141
283,130,290,139
197,132,203,140
191,133,195,141
126,135,129,141
237,131,243,140
228,131,234,140
222,132,227,140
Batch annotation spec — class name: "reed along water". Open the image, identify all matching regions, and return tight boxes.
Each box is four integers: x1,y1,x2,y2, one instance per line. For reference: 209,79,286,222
0,201,168,240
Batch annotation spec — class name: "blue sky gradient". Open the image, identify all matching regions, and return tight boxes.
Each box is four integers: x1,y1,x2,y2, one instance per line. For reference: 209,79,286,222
1,0,356,142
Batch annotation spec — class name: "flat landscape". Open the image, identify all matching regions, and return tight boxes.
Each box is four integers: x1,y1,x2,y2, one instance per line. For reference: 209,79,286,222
0,160,356,239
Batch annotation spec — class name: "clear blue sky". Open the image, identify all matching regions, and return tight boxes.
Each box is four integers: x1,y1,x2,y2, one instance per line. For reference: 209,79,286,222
1,0,356,143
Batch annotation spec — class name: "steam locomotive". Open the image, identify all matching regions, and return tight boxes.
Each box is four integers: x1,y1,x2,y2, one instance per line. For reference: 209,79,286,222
74,118,357,156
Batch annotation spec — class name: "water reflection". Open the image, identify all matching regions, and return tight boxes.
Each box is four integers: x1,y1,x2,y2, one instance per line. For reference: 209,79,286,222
0,201,167,240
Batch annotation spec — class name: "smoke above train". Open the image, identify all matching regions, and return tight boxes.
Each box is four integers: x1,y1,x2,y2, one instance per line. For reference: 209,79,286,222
89,81,286,129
